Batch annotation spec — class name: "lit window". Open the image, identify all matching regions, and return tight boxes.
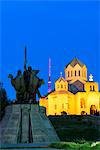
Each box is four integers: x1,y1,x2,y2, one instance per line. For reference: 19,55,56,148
68,71,70,77
79,70,80,76
93,86,95,91
61,85,63,88
75,70,77,76
90,86,92,91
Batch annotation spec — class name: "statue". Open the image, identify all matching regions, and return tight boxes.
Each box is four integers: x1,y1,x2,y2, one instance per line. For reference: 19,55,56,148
28,69,44,103
8,70,25,103
8,47,44,104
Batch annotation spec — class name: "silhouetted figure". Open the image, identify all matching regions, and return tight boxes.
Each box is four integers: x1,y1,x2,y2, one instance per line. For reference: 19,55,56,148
8,47,44,104
8,70,25,103
9,67,44,104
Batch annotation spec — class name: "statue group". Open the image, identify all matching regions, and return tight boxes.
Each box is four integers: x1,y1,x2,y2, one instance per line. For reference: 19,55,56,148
8,66,44,104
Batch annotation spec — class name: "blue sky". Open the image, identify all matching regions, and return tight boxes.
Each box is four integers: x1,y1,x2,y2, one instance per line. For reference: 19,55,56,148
0,0,100,100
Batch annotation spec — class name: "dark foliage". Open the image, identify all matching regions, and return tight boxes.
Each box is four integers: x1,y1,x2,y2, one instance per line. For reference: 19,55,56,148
0,86,9,119
49,115,100,142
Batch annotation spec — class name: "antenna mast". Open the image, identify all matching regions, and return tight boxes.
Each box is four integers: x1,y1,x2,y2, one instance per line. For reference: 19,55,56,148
48,58,52,93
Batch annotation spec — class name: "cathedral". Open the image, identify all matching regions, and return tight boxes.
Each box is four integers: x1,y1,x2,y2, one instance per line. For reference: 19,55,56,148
39,58,100,116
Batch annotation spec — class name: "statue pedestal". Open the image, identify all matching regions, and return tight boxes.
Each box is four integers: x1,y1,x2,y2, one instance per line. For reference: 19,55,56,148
0,104,59,145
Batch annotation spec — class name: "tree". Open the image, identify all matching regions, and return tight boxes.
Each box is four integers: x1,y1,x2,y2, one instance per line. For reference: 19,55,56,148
0,82,9,115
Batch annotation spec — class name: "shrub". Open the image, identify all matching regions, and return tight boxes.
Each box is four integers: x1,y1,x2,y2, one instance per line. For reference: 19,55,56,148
50,142,91,150
91,142,100,150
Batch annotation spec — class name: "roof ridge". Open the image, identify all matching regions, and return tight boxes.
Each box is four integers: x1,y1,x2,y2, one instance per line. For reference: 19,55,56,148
65,57,84,68
55,77,67,83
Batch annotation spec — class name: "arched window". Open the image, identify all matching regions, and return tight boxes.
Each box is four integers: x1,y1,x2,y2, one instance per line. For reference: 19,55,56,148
65,85,66,89
79,70,80,76
93,86,95,91
68,71,70,77
57,85,59,88
80,98,86,108
71,71,73,77
61,85,63,88
75,70,77,76
90,86,92,91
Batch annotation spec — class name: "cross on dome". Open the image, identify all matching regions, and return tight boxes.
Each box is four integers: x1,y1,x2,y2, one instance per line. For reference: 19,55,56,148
60,72,62,77
89,74,93,81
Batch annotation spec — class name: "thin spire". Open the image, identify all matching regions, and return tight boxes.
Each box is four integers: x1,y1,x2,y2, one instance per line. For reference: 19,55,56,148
48,58,52,93
60,72,62,77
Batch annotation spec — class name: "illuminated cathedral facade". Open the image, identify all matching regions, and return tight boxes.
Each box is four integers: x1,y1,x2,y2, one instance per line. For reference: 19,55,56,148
39,58,100,116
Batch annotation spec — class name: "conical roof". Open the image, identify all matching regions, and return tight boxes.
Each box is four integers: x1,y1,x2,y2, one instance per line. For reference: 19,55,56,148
65,58,84,68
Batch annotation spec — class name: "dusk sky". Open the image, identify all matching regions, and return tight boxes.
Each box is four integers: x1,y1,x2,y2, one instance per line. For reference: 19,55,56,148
0,0,100,100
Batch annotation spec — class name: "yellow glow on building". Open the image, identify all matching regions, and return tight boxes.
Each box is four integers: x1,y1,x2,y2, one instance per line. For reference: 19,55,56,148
39,58,100,116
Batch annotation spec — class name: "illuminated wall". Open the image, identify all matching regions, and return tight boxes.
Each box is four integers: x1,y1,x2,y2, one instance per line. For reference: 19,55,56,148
65,64,87,84
39,58,100,116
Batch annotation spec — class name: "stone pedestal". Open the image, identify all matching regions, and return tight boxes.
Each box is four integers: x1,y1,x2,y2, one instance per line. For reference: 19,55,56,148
0,104,59,145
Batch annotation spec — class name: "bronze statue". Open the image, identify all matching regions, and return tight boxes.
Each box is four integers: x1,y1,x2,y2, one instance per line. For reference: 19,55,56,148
8,47,44,104
8,70,25,103
28,69,44,103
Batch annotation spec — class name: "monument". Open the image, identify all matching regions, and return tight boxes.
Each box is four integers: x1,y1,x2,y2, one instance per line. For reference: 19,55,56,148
8,47,44,104
0,47,59,148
